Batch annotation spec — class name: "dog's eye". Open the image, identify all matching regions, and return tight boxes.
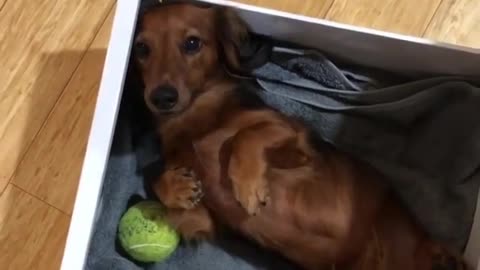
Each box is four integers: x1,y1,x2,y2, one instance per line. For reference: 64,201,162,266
182,36,202,54
134,41,150,60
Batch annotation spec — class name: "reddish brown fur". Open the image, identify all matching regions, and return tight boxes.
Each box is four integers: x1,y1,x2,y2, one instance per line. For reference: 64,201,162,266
136,4,468,270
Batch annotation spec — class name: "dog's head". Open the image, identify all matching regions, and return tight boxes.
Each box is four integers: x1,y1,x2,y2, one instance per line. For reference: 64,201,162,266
134,3,248,115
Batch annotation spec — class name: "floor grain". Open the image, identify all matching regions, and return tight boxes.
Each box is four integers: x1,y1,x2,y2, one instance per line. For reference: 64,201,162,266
0,185,70,270
326,0,442,36
0,0,7,12
11,10,115,214
1,0,479,269
0,0,114,192
237,0,333,17
424,0,480,48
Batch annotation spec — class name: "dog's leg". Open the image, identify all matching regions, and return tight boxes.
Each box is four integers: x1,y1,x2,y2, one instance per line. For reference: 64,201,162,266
228,122,297,215
152,167,215,240
153,166,203,210
164,206,215,241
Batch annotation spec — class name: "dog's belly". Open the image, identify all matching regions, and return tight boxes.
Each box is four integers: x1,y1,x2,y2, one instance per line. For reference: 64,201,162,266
237,161,424,269
243,185,422,270
235,166,355,265
192,111,434,270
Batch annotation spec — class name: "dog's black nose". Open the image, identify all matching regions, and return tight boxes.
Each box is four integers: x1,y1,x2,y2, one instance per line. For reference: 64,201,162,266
150,85,178,110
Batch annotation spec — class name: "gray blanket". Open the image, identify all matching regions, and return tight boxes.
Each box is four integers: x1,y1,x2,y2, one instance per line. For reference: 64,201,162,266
253,46,480,251
85,45,480,269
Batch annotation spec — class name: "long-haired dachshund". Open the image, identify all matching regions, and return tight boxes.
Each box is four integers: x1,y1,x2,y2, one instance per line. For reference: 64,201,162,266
134,3,468,270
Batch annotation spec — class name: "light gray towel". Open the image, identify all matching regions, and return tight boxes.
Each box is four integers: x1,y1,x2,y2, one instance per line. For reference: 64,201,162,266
85,91,296,270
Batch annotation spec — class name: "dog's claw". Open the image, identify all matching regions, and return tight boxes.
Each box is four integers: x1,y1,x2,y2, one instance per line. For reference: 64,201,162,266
164,167,204,209
233,177,269,216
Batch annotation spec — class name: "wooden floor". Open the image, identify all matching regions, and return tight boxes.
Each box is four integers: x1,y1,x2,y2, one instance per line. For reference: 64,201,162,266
0,0,478,269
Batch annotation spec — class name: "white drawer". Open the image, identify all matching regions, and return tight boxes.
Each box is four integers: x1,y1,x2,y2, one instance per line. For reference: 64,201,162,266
61,1,480,269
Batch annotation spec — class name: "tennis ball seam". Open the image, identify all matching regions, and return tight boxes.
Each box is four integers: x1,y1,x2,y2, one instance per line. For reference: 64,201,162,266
118,201,179,263
129,243,173,250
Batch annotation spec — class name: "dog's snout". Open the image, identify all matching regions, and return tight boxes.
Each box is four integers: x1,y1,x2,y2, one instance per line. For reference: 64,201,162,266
151,85,179,110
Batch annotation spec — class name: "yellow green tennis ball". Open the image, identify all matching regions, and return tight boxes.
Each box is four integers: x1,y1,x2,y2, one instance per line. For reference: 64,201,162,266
118,201,179,263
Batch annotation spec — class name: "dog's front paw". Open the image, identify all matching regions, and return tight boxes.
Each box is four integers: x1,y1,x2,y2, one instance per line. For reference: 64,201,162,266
155,167,203,210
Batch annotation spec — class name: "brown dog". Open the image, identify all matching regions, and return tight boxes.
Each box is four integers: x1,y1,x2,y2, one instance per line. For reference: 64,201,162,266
135,3,467,270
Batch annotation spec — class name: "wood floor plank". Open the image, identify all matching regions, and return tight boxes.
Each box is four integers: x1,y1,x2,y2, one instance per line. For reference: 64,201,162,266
11,10,115,214
0,184,70,270
326,0,442,36
0,0,6,11
236,0,333,17
0,0,114,192
424,0,480,48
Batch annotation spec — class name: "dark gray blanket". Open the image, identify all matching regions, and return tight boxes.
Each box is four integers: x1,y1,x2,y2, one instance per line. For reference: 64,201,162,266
85,45,480,269
253,46,480,251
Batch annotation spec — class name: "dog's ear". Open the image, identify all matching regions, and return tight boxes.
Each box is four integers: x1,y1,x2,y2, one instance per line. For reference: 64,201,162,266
216,8,250,72
216,8,272,74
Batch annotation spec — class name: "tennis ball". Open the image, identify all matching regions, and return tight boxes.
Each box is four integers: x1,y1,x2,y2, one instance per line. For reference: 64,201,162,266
118,201,179,263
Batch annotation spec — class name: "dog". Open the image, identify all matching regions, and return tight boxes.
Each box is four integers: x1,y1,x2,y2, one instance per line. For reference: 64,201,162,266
134,3,468,270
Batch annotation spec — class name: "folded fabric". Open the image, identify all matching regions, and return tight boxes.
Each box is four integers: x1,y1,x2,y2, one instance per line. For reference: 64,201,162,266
252,46,480,251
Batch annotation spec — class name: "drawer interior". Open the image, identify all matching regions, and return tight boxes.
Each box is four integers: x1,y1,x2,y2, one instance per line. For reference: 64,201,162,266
65,1,480,269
